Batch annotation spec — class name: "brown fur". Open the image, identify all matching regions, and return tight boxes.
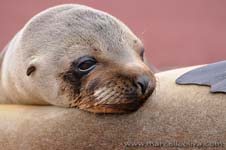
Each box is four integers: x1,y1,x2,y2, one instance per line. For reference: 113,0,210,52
59,60,155,113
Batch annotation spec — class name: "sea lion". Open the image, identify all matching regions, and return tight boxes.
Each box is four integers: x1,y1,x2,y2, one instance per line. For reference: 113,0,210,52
0,4,156,113
0,67,225,149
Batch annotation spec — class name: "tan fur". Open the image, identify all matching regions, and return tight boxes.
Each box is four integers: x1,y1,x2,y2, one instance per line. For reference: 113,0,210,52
0,66,225,149
0,4,155,113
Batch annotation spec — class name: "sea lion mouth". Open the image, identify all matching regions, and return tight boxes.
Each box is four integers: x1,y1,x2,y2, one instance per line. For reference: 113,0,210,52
95,83,155,113
83,102,145,113
70,93,153,113
83,88,155,113
66,77,155,113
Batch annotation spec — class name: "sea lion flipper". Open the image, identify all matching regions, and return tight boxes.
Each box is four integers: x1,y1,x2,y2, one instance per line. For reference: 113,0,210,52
210,78,226,92
176,60,226,93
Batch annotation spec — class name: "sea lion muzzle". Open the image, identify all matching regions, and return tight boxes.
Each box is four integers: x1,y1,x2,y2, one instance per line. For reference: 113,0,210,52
88,73,155,113
62,61,156,113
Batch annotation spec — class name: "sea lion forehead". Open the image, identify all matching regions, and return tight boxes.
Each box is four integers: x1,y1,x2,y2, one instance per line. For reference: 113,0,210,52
21,4,136,52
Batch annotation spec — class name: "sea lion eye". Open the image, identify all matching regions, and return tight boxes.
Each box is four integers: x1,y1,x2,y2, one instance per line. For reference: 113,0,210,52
77,57,97,73
140,48,144,61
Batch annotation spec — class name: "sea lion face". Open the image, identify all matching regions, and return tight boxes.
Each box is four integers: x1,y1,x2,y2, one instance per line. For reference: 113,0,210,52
17,4,156,113
59,44,156,113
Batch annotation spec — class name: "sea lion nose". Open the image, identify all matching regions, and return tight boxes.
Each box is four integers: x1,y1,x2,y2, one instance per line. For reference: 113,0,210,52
136,75,150,95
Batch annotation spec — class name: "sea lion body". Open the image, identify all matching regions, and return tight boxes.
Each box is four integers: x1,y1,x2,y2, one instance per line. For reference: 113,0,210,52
0,67,225,149
0,4,156,113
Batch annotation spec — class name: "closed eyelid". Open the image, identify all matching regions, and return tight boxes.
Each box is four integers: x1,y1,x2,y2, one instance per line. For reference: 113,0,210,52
140,47,144,53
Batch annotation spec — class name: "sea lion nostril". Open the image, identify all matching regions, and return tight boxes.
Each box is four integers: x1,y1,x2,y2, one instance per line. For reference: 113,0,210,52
136,75,150,95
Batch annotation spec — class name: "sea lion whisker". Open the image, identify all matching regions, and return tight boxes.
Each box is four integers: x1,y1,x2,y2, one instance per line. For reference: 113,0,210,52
99,90,117,103
105,92,122,104
95,90,117,105
95,88,113,100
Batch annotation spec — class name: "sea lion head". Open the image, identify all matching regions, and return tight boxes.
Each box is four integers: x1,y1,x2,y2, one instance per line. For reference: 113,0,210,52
4,4,156,113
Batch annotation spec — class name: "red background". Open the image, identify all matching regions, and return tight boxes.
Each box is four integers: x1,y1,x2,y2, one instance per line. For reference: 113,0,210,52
1,0,226,70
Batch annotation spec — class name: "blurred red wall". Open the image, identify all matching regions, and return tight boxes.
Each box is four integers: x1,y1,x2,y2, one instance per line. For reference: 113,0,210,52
1,0,226,70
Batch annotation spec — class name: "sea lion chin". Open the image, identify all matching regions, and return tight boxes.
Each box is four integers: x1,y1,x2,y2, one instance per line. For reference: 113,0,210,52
0,4,156,113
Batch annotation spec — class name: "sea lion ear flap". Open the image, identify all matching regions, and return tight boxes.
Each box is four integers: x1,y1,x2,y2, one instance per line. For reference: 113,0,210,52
26,65,36,76
26,58,39,76
176,61,226,93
